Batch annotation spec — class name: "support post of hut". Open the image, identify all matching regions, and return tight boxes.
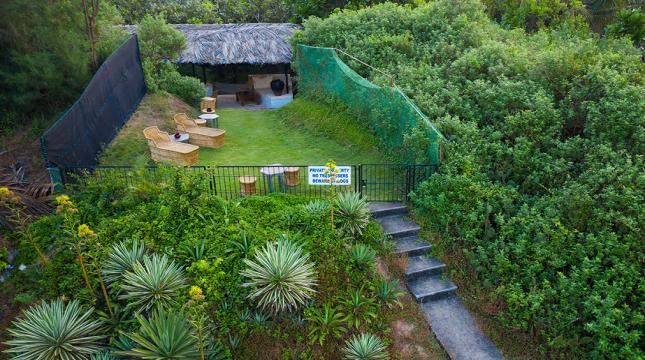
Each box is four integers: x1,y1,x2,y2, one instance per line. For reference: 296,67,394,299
201,65,207,83
192,63,196,77
285,64,290,94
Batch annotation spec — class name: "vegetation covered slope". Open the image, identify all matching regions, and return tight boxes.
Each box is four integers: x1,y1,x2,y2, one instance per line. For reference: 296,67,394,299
294,1,644,357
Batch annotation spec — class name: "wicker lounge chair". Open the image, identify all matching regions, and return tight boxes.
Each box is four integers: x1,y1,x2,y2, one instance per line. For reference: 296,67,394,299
143,126,199,166
174,114,226,148
174,113,206,127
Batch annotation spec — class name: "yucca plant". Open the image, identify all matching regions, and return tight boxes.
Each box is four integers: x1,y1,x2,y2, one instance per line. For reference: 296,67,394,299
302,200,330,215
103,240,147,284
306,303,346,346
90,352,115,360
343,333,388,360
117,308,198,359
351,244,377,267
335,192,370,237
241,237,317,313
373,278,403,309
4,299,105,359
341,287,377,329
120,253,188,313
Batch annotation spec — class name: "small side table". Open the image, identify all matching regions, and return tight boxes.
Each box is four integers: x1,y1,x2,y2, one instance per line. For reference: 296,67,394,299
198,113,219,128
260,164,286,193
168,133,190,143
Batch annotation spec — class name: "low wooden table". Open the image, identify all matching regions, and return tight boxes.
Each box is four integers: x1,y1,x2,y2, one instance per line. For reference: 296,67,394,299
236,90,259,106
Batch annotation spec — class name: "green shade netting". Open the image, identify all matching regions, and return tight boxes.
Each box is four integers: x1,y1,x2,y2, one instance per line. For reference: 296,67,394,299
295,44,444,164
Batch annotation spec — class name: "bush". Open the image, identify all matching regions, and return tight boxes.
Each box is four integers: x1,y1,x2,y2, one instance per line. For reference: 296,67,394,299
241,236,317,313
118,308,198,359
296,2,644,356
335,192,370,237
137,15,204,104
343,333,388,360
4,300,105,359
158,67,206,105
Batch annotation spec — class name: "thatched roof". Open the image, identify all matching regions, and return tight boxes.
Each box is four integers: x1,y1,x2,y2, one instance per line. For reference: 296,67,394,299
125,23,300,65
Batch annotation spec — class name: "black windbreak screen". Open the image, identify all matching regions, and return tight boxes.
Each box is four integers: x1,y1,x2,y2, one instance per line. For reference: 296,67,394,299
41,35,146,167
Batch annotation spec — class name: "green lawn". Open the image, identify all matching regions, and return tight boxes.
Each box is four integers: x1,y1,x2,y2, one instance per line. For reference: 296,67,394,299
100,94,387,166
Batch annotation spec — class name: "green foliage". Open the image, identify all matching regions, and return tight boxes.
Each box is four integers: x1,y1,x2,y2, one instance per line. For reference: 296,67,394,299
241,236,318,313
136,15,204,103
372,278,403,309
341,287,377,329
305,303,347,345
103,240,147,284
13,170,395,358
297,1,644,356
606,8,645,46
482,0,587,31
0,0,125,131
302,200,331,215
120,254,188,313
350,244,376,268
343,333,388,360
335,192,370,237
117,308,199,359
4,300,105,359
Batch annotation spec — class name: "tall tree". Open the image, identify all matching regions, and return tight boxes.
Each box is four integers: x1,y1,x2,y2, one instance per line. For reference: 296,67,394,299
82,0,100,71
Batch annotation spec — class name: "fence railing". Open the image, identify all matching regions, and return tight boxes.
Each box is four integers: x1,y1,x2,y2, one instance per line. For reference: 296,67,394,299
55,164,438,202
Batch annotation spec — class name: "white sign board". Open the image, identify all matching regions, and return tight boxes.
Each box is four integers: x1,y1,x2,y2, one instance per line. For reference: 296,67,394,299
308,166,352,186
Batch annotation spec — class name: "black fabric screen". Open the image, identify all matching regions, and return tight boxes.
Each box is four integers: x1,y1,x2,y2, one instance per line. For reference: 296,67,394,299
41,35,146,167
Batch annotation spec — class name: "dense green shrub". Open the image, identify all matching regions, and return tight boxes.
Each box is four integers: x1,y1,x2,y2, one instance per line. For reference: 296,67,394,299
137,15,205,104
8,167,394,357
295,1,644,357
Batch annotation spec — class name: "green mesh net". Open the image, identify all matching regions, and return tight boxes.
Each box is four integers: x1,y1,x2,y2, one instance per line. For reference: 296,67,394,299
295,45,444,164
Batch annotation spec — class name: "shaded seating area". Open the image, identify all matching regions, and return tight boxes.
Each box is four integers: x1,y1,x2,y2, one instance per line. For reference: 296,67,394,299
174,113,226,148
143,126,199,166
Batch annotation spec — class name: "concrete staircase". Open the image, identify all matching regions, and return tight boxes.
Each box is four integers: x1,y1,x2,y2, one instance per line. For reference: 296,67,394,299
369,203,504,360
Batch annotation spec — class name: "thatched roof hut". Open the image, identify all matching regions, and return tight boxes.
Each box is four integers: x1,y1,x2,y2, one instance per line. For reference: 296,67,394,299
125,23,300,65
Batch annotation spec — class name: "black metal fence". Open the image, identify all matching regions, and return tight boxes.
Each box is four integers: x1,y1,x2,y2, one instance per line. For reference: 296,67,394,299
56,164,438,202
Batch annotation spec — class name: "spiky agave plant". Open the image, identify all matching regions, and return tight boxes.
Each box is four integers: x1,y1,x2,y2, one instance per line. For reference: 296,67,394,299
117,308,198,359
241,237,317,313
119,253,188,313
335,192,370,237
343,333,388,360
103,240,147,284
351,244,377,267
4,299,105,359
302,200,330,215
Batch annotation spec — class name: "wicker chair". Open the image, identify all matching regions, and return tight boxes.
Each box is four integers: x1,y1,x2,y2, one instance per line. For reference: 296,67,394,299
174,112,206,127
174,114,226,149
143,126,199,166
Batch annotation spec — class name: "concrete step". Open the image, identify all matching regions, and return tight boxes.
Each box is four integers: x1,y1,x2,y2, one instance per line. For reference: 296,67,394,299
422,297,504,360
406,255,446,280
377,215,420,238
394,236,432,256
408,274,458,303
368,202,408,218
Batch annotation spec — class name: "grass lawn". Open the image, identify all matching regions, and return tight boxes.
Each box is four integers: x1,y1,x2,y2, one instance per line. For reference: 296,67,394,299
100,93,388,166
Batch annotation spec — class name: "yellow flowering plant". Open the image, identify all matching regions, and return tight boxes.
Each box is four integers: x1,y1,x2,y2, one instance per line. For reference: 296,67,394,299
0,187,48,264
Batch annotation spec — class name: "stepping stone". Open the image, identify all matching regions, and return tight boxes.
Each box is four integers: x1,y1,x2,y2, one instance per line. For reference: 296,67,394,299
408,274,458,303
394,236,432,256
377,215,420,238
368,202,408,218
406,255,446,280
422,297,504,360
